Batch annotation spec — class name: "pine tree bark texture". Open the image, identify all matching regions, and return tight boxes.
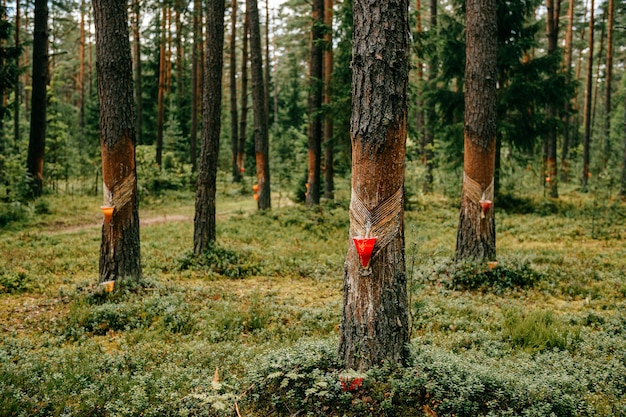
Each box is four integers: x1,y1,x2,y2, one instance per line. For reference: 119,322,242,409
194,0,225,254
545,0,560,198
248,0,271,209
581,0,594,189
323,0,335,200
26,0,48,198
93,0,142,283
455,0,497,262
339,0,410,371
230,0,241,182
306,0,324,207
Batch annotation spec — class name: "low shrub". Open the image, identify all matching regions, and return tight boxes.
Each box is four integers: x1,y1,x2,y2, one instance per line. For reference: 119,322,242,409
178,244,263,279
0,267,32,293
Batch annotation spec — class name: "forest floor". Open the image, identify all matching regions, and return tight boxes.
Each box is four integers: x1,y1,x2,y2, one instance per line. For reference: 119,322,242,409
1,184,625,416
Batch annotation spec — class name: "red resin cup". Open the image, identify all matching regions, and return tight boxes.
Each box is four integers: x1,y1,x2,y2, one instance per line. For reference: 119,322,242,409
353,236,377,268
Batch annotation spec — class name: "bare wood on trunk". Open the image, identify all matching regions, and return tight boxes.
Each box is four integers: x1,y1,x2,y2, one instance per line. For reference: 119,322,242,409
455,0,497,262
339,0,410,371
93,0,142,283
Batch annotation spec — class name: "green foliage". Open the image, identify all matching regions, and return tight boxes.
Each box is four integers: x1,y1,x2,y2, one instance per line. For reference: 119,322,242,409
178,243,263,279
428,258,543,293
0,266,32,293
501,308,579,353
136,145,194,195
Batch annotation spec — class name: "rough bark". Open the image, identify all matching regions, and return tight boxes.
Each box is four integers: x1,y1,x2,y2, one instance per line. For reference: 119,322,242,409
230,0,241,182
93,0,142,283
581,0,594,189
339,0,410,371
306,0,324,207
156,5,167,167
26,0,48,198
455,0,497,262
545,0,560,198
323,0,334,200
194,0,225,254
422,0,437,193
190,0,202,171
238,12,250,176
561,0,575,182
248,0,271,209
132,0,142,146
603,0,613,168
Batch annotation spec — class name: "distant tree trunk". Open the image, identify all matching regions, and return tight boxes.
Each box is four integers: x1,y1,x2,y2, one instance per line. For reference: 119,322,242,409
93,0,142,283
581,0,594,189
561,0,575,182
545,0,560,198
264,0,270,129
230,0,241,182
306,0,324,207
238,12,250,175
193,0,225,254
248,0,271,209
190,0,202,171
422,0,437,193
26,0,48,198
13,0,20,149
455,0,497,262
338,0,410,371
79,0,86,144
323,0,334,200
415,0,425,163
603,0,613,169
619,105,626,200
156,4,167,167
132,0,142,146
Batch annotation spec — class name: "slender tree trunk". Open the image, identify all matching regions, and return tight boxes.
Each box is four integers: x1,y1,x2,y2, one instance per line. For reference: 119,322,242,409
323,0,334,200
13,0,20,149
264,0,270,129
238,12,250,176
581,0,594,189
306,0,324,207
455,0,497,262
193,0,225,254
422,0,437,193
545,0,560,197
415,0,425,164
248,0,271,209
190,0,202,171
93,0,142,283
338,0,410,371
561,0,575,182
132,0,142,146
156,4,167,167
230,0,241,182
26,0,48,198
603,0,613,169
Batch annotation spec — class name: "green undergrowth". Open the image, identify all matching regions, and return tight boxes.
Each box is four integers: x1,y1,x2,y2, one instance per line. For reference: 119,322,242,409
1,187,625,416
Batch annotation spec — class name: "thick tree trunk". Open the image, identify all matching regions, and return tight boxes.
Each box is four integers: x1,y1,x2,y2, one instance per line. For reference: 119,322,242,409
238,12,250,176
248,0,271,209
306,0,324,207
194,0,225,254
338,0,410,371
581,0,594,189
455,0,497,262
190,0,202,172
230,0,241,182
93,0,142,283
323,0,334,200
26,0,48,198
